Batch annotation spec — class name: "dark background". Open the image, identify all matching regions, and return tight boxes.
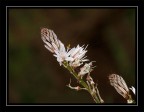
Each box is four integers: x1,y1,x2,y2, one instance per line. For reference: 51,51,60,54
9,8,135,103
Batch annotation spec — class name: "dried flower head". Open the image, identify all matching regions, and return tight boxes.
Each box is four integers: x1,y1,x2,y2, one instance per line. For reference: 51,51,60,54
109,74,130,99
41,28,61,53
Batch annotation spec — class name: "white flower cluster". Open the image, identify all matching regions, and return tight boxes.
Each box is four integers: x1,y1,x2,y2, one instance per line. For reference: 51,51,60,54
41,28,95,77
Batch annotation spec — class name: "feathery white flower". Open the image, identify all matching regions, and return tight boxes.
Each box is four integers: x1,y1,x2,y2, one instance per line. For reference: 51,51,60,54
68,45,89,67
41,28,73,65
53,41,74,66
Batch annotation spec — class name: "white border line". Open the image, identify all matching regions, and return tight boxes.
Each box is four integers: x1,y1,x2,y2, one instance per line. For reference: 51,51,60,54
6,6,138,106
6,5,8,107
6,6,137,7
136,5,138,106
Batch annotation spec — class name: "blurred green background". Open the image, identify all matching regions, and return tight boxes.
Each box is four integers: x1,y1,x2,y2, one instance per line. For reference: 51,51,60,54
9,8,135,103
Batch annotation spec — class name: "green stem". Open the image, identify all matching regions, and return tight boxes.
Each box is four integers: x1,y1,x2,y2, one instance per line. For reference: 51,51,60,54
63,61,101,103
65,64,89,89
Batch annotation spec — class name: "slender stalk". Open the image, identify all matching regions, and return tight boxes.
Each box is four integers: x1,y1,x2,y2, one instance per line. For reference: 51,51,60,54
63,61,101,103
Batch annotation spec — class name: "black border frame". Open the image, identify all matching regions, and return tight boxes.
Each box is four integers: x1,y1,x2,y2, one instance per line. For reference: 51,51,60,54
0,0,144,111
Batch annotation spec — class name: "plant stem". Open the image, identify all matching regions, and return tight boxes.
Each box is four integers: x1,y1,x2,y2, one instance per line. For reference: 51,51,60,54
63,61,101,103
